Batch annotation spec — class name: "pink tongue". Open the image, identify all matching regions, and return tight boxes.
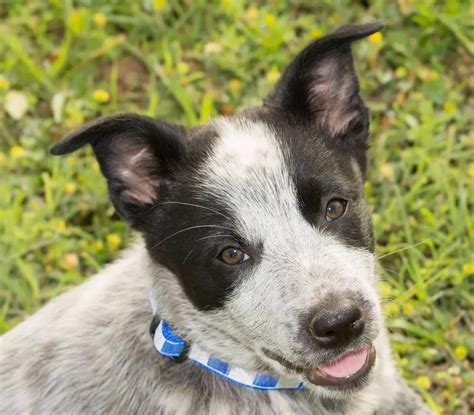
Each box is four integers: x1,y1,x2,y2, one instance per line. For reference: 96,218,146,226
319,348,368,378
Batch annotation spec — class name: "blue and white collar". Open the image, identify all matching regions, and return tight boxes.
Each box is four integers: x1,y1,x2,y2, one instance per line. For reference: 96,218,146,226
149,297,304,391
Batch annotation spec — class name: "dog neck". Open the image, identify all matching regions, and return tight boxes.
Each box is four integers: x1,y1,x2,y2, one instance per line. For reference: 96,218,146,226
149,291,304,391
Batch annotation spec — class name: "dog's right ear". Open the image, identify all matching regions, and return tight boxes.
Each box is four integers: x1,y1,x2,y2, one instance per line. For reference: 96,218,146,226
51,114,186,228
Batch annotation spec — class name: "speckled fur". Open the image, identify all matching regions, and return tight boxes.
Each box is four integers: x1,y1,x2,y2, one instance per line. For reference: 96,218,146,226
0,243,431,414
0,23,433,415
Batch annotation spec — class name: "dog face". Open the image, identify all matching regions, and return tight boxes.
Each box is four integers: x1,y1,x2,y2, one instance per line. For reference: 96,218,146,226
52,23,384,398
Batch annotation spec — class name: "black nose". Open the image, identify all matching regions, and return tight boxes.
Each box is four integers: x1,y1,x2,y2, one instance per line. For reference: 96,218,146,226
310,303,364,348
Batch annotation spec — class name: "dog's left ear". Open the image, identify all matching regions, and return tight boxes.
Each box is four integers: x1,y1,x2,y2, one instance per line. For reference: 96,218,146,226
266,22,383,141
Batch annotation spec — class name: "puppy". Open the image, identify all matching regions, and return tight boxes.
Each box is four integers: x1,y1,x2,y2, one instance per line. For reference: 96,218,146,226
0,22,432,414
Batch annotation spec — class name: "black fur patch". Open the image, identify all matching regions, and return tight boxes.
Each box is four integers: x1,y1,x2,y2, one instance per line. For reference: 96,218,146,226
143,186,255,310
245,109,375,252
141,125,261,310
51,23,382,310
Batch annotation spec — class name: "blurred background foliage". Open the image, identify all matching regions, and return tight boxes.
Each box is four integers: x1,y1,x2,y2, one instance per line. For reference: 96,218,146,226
0,1,473,413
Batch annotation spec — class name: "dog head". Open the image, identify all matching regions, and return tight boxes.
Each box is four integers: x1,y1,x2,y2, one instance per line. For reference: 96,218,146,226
52,22,384,398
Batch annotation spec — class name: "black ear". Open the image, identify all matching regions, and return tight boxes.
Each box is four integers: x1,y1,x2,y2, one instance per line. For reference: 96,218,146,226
266,22,383,139
51,113,186,228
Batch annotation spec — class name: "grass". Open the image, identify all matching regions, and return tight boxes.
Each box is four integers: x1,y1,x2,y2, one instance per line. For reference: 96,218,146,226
0,1,472,413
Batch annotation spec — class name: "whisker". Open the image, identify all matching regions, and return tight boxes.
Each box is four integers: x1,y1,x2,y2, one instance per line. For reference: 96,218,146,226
152,225,234,249
182,248,195,264
158,201,232,221
377,241,426,260
182,235,237,264
196,234,236,241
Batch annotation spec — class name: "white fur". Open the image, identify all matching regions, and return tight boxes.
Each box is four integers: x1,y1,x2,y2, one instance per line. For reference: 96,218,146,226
0,241,431,414
0,119,433,414
194,120,381,395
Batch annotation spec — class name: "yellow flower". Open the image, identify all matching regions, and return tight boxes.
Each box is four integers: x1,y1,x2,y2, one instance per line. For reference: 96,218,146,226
384,302,399,317
402,303,414,315
177,62,189,75
10,145,25,158
93,13,107,28
229,79,241,93
0,75,10,91
65,112,85,130
463,264,474,274
416,376,431,390
246,6,258,20
92,240,104,252
263,13,276,27
65,182,77,195
329,13,340,24
395,67,407,78
266,66,280,83
368,32,383,45
66,156,77,167
63,253,79,270
379,163,394,180
153,0,167,10
53,219,66,233
443,101,456,113
454,345,468,360
106,233,122,251
309,28,322,39
93,89,110,104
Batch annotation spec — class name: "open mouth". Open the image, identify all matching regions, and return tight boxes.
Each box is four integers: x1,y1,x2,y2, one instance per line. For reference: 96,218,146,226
306,346,376,388
263,345,376,389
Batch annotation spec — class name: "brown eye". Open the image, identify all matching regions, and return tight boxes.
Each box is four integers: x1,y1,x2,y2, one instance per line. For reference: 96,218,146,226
325,199,347,222
219,247,249,265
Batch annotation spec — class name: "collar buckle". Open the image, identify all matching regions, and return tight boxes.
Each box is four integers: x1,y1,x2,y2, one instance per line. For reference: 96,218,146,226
150,319,190,363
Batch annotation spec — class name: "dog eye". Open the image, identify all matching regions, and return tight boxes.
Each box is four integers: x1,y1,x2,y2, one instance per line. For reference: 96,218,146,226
325,198,347,222
218,247,249,265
